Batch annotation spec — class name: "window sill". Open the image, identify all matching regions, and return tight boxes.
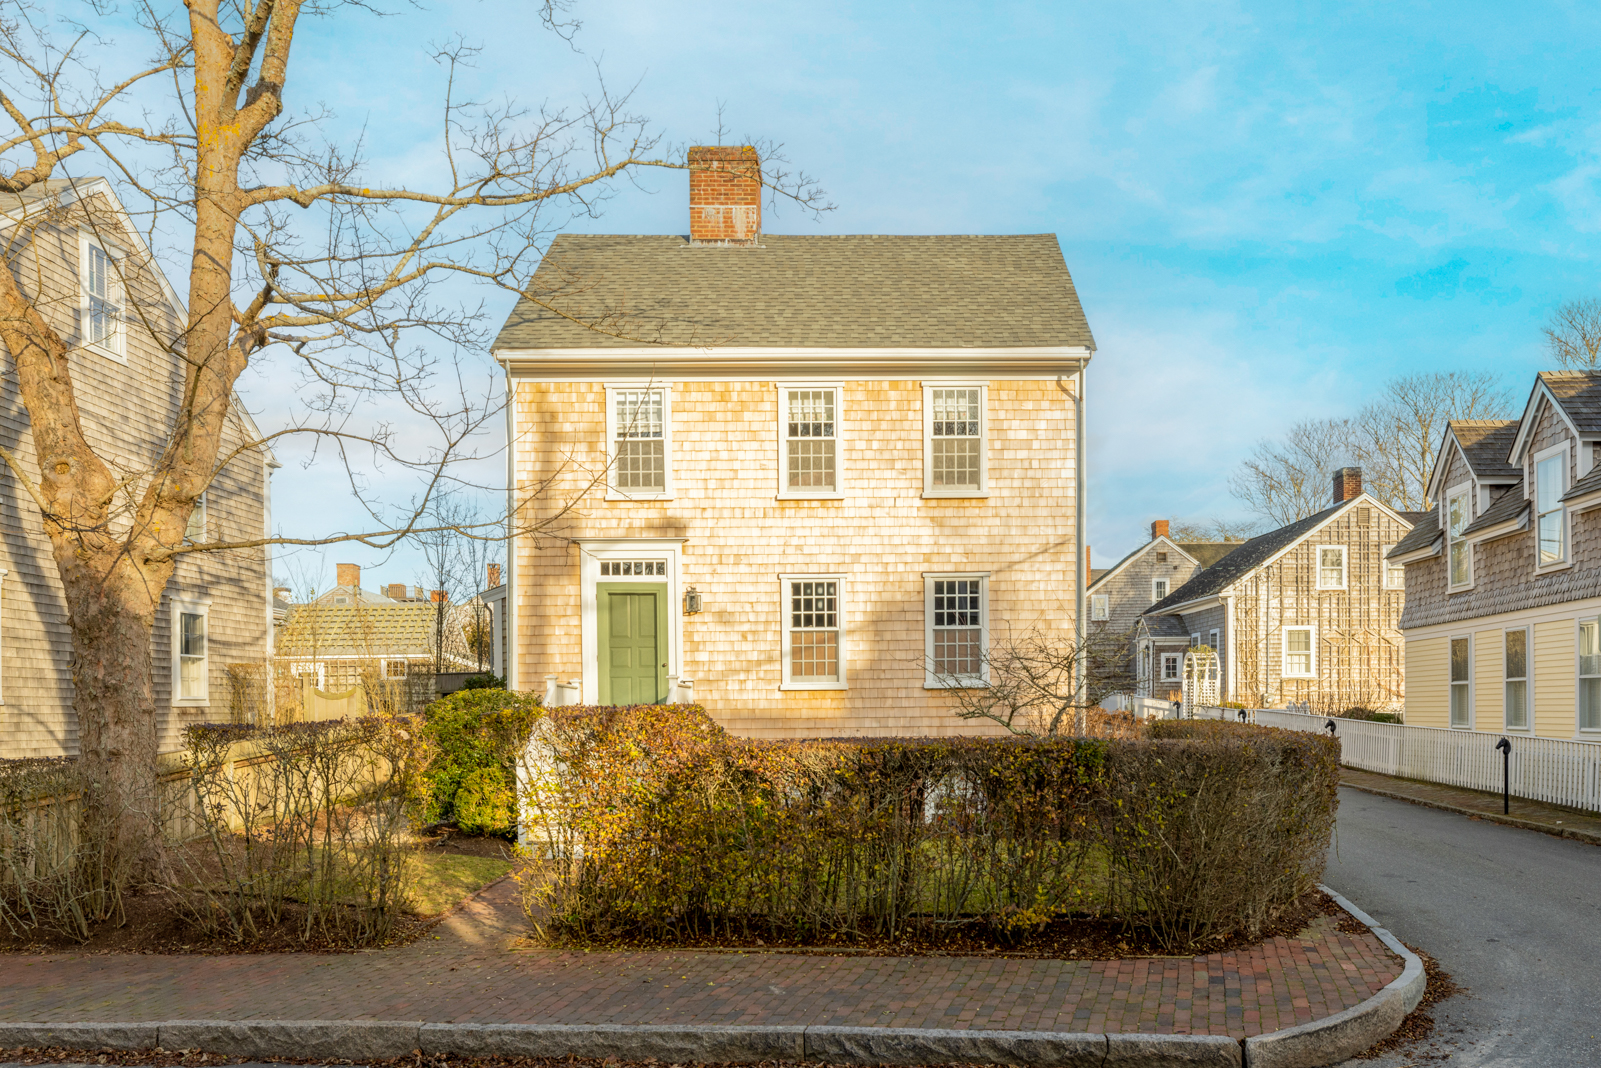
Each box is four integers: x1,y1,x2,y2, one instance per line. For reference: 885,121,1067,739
779,681,848,691
173,698,209,707
1447,583,1476,594
605,490,674,502
1315,585,1347,592
80,340,128,364
776,492,845,501
922,490,989,500
1534,560,1573,575
925,679,989,690
1281,674,1316,681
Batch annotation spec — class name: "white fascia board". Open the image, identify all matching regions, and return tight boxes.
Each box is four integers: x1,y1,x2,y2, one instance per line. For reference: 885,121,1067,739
495,345,1093,381
1389,538,1442,565
1088,536,1199,592
1509,382,1583,467
1147,594,1223,617
1468,514,1530,543
1564,487,1601,514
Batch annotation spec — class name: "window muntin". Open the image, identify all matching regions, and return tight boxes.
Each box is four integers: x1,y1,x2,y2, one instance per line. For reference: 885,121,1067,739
1581,621,1601,732
1283,627,1314,678
1504,629,1528,730
609,388,667,495
1161,653,1180,681
1536,452,1566,565
1382,545,1404,589
1450,636,1471,727
178,609,207,701
1152,578,1169,603
781,387,839,494
923,386,986,495
929,577,985,681
1447,488,1472,587
599,560,666,577
1090,594,1109,621
1208,629,1219,650
785,578,842,686
384,659,408,680
1317,546,1347,590
82,238,124,357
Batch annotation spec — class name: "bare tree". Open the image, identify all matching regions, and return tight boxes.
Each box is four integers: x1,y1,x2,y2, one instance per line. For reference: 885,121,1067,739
935,628,1134,738
1228,418,1355,527
1168,518,1260,543
413,493,495,675
1543,298,1601,369
0,2,826,871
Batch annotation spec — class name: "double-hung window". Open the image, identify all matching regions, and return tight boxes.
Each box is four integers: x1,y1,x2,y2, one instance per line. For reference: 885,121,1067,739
607,387,671,498
924,574,987,687
923,385,986,496
781,576,845,689
1580,620,1601,732
779,385,840,496
1161,653,1180,681
1535,448,1568,566
1282,626,1315,678
1152,577,1169,603
80,235,125,359
1382,545,1404,589
1446,486,1472,588
1317,546,1347,590
1504,629,1529,730
1449,636,1471,728
1090,594,1109,621
1208,628,1219,650
173,600,210,703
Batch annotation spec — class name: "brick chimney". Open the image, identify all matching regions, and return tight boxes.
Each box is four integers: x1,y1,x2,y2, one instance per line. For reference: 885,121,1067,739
487,563,502,588
1332,467,1363,504
336,563,360,589
431,589,447,604
1151,519,1170,541
688,146,761,244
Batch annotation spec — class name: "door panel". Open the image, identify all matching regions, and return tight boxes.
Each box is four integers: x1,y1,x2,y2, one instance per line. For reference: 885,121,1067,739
596,583,668,705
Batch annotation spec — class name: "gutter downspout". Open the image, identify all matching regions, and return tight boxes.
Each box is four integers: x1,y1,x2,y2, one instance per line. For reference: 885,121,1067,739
504,365,518,692
1059,369,1087,708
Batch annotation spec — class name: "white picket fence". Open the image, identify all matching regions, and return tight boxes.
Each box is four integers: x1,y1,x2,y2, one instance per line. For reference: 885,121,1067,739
1195,707,1601,814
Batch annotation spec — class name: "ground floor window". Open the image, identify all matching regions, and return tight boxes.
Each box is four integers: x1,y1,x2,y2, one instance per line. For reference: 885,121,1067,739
173,601,209,703
1580,621,1601,731
1161,653,1180,681
1504,628,1528,730
1450,636,1471,728
782,576,845,688
1282,626,1315,678
925,574,987,686
384,659,408,680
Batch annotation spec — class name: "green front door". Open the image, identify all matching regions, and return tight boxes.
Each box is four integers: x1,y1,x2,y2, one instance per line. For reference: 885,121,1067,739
597,583,669,705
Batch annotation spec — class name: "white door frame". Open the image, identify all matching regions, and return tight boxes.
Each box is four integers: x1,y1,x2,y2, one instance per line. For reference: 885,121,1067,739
576,538,686,705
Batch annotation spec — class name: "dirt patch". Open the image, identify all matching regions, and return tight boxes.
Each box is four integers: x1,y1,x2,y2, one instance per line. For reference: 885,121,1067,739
1353,943,1462,1061
524,889,1331,960
422,827,517,859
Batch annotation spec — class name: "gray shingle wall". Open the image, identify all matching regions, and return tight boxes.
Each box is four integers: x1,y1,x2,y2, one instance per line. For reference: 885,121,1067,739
1090,543,1201,636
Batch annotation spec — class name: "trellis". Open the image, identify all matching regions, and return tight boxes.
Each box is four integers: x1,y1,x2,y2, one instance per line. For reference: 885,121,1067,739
1182,645,1220,718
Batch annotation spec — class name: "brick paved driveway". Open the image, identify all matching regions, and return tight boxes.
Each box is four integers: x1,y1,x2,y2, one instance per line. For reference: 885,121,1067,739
0,880,1401,1039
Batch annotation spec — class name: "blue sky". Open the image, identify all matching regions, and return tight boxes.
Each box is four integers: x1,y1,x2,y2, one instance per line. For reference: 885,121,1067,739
231,0,1601,586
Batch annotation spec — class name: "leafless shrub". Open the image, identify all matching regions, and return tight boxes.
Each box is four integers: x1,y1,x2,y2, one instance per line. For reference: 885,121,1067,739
933,628,1135,737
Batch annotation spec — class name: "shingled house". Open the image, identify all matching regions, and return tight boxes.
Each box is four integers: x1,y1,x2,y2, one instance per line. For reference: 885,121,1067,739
489,146,1096,737
1138,469,1417,708
1390,372,1601,739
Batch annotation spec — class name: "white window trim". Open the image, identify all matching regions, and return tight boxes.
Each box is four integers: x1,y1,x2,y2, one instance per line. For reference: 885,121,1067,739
1160,652,1181,682
921,383,989,498
1532,442,1572,573
775,381,845,499
78,232,127,362
383,658,409,680
1208,628,1219,650
1577,617,1601,735
1281,625,1317,679
171,597,212,706
185,491,207,544
1444,481,1474,591
780,573,847,691
923,572,990,689
1503,626,1531,732
1448,632,1474,730
1152,577,1170,603
1316,545,1348,590
1090,593,1109,622
1382,544,1404,589
1190,633,1200,647
604,384,674,501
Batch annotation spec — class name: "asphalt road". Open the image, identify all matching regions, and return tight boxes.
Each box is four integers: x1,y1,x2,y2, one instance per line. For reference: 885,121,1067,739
1325,787,1601,1068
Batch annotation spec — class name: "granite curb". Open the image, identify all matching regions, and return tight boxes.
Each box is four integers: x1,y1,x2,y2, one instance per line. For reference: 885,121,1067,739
0,886,1419,1068
1339,779,1601,846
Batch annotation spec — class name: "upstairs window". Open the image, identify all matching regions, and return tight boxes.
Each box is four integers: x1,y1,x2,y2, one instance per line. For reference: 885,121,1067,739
607,387,670,497
1535,450,1567,565
1316,546,1347,590
1152,577,1169,603
923,386,986,496
1504,629,1528,730
80,236,125,359
1447,487,1472,588
1450,636,1471,727
1090,594,1109,621
185,492,207,543
780,386,839,496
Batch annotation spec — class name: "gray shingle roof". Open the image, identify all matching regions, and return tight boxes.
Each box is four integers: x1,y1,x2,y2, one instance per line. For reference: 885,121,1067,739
1449,420,1520,481
1460,485,1528,538
1141,614,1189,639
1388,509,1439,558
277,601,440,659
1144,503,1352,614
1564,464,1601,502
491,234,1095,350
1177,541,1248,568
1540,371,1601,434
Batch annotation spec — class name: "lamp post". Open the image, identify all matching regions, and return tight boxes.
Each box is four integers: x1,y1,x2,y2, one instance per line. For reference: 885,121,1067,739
1495,736,1511,814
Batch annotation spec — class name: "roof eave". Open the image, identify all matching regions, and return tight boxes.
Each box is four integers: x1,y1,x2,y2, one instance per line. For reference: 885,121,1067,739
1390,538,1442,565
496,345,1094,379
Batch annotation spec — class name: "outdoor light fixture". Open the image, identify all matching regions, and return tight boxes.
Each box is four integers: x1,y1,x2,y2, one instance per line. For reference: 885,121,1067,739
1324,718,1337,736
1495,736,1511,814
683,586,703,615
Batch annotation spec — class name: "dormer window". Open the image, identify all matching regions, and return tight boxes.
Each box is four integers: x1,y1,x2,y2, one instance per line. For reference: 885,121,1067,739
1446,486,1472,588
1535,449,1567,565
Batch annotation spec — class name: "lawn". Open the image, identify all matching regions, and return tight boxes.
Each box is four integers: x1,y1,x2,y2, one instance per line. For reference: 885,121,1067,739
409,851,513,916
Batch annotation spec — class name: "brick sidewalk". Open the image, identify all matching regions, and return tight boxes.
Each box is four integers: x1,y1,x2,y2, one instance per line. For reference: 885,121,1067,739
0,880,1400,1040
1340,767,1601,844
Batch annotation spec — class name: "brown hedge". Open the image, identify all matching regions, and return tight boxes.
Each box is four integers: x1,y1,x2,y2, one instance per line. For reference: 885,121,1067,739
517,707,1339,953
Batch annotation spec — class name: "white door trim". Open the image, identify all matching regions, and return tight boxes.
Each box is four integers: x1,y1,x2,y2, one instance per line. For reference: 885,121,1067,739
576,538,686,705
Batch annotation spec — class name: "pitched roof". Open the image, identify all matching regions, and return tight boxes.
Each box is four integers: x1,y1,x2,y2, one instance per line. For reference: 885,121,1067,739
277,601,443,659
1140,614,1189,639
1565,464,1601,502
1089,568,1109,584
1539,371,1601,435
1145,502,1353,613
1449,420,1520,481
491,234,1095,350
1176,541,1246,568
1460,485,1529,539
1388,508,1440,558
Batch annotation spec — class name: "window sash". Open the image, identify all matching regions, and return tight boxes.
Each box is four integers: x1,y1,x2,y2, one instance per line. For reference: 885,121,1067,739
611,389,666,492
930,578,983,677
789,580,840,682
1504,629,1528,729
1581,622,1601,731
1535,455,1566,564
1382,545,1404,589
925,387,984,493
179,611,206,700
1153,578,1169,602
1447,490,1471,585
185,492,206,543
1449,637,1470,727
784,388,837,492
1318,547,1345,588
1161,654,1179,681
1090,594,1109,621
1284,628,1313,676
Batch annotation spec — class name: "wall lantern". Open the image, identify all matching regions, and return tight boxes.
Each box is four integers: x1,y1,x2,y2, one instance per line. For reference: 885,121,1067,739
683,586,703,615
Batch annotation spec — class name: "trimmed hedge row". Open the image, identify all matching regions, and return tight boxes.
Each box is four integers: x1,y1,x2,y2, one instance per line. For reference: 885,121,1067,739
506,703,1339,953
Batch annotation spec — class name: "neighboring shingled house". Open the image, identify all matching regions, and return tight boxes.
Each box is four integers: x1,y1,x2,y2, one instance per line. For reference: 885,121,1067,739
490,146,1096,737
1390,372,1601,740
1138,468,1416,709
1088,520,1243,634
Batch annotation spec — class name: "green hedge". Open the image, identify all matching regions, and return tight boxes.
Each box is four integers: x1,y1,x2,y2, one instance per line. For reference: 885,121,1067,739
421,689,541,835
517,706,1339,952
